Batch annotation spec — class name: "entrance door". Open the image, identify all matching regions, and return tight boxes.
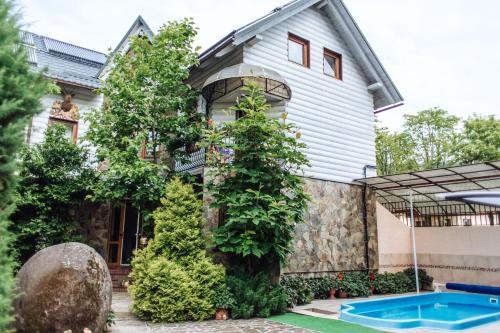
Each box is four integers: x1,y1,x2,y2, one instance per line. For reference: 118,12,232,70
106,203,140,266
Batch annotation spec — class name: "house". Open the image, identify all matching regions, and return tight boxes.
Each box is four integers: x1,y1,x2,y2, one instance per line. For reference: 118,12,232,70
23,0,403,287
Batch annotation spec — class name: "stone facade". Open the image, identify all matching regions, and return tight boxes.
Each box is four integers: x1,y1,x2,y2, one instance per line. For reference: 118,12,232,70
283,177,378,277
73,202,112,259
202,172,379,276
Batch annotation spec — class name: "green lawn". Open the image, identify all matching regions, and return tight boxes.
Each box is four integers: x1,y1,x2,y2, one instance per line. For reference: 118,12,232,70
269,313,386,333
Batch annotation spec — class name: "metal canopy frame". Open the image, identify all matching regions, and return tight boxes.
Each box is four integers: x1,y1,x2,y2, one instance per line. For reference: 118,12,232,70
356,160,500,227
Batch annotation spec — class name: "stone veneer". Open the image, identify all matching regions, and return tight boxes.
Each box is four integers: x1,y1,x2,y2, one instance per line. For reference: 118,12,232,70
203,171,379,275
73,202,112,259
283,177,378,277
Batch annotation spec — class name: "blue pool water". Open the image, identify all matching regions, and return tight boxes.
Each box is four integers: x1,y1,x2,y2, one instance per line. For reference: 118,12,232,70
340,292,500,330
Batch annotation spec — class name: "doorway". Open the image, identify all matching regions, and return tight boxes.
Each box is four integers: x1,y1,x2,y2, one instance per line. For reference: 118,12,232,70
106,203,141,267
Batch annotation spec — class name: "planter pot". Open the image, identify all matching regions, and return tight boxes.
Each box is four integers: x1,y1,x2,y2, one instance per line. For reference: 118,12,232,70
215,308,229,320
328,288,337,299
370,285,375,294
337,290,348,298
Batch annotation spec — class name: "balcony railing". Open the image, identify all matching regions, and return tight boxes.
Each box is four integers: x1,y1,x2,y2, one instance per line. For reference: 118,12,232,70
174,147,205,173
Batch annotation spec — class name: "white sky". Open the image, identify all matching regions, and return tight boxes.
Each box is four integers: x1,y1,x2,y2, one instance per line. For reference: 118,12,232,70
16,0,500,131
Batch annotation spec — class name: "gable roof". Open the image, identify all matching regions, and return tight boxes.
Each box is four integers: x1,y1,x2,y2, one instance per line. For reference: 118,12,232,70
199,0,403,110
97,15,153,77
20,30,105,89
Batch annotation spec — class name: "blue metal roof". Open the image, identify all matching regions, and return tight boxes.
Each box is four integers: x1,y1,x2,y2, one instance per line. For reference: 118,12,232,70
21,31,105,89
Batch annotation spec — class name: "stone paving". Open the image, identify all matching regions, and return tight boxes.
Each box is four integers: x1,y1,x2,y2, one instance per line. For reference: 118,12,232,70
112,292,500,333
110,292,315,333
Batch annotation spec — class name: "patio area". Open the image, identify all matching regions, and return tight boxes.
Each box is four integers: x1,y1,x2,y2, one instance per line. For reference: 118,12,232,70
111,292,500,333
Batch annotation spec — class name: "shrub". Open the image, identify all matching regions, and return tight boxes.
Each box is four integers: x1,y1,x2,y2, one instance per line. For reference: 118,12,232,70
373,272,413,294
129,179,225,322
227,271,287,319
280,275,313,307
403,268,434,290
337,272,371,297
213,284,236,310
305,277,335,300
11,125,95,263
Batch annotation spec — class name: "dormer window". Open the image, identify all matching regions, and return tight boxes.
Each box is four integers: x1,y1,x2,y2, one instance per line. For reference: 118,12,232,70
288,33,309,67
323,48,342,80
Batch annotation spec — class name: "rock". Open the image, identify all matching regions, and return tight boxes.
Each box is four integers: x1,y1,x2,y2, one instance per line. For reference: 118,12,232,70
15,242,112,333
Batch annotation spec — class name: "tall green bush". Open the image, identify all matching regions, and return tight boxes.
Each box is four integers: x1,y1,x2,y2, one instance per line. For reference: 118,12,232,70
11,125,95,263
0,0,50,329
202,83,310,273
129,178,225,322
226,270,287,319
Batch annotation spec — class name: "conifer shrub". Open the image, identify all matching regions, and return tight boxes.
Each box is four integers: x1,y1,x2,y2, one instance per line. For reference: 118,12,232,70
129,178,225,322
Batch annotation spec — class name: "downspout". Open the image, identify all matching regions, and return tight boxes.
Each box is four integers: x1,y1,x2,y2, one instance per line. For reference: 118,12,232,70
361,180,370,272
362,165,376,272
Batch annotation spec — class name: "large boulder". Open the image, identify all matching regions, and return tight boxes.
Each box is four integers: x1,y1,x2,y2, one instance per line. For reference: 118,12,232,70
15,242,112,333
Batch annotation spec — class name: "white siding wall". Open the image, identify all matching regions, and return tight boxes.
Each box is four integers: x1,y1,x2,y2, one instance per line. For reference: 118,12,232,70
28,84,103,147
243,7,375,183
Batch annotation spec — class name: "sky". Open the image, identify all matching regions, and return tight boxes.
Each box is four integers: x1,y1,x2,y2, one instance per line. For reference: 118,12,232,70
16,0,500,131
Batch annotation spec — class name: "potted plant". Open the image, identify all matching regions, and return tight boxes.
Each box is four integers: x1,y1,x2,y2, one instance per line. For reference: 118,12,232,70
327,275,337,299
213,285,236,320
369,273,376,294
336,273,349,298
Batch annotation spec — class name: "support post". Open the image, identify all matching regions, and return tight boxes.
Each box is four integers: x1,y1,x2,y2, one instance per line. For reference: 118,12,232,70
409,190,420,293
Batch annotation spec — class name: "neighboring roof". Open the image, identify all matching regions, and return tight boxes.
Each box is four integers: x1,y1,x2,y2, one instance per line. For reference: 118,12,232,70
97,15,153,77
20,30,105,89
357,160,500,225
199,0,403,110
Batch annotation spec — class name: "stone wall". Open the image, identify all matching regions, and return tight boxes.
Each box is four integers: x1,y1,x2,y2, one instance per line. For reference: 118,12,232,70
73,202,111,259
203,171,379,276
283,177,378,277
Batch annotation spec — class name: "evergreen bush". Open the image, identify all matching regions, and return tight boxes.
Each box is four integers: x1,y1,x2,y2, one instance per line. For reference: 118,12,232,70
0,0,50,329
403,268,434,290
129,178,225,322
226,270,287,319
306,277,336,299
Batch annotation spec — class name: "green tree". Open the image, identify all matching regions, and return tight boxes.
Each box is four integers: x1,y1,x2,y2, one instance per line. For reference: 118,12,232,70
375,125,418,175
0,1,50,329
202,84,310,273
129,178,225,322
0,0,49,326
11,125,96,263
85,18,202,218
455,114,500,164
403,107,460,169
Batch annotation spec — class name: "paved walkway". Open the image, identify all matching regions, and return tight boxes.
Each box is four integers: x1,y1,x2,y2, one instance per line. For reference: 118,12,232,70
110,292,314,333
111,292,500,333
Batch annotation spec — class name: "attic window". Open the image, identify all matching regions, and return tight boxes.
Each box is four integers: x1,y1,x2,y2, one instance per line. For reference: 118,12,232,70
288,33,309,67
323,48,342,80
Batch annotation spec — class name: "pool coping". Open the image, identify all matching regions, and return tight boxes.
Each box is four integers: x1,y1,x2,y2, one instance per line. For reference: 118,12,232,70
340,292,500,330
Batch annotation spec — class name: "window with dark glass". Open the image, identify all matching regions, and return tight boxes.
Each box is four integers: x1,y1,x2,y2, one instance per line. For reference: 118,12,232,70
288,33,309,67
323,48,342,80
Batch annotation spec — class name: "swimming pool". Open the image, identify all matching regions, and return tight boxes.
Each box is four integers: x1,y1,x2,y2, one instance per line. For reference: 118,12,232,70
340,292,500,330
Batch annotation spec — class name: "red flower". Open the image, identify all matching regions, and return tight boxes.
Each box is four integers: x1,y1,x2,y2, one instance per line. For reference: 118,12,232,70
369,273,375,281
338,273,344,281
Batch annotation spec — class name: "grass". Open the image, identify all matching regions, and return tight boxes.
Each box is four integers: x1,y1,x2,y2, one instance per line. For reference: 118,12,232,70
268,313,386,333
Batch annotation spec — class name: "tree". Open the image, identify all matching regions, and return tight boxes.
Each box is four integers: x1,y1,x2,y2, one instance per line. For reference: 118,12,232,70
202,84,310,274
375,125,418,175
85,18,202,219
0,0,50,329
10,125,96,263
455,114,500,164
129,178,225,322
403,107,460,169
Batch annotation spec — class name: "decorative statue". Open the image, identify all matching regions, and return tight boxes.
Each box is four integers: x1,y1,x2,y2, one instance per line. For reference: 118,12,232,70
50,93,79,121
